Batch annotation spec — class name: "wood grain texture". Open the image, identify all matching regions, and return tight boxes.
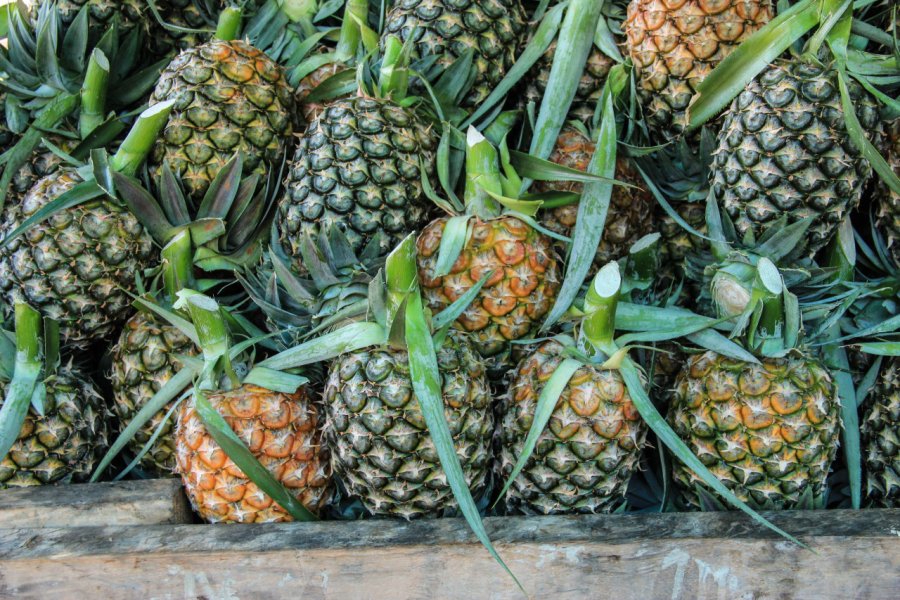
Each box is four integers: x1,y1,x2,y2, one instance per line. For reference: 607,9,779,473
0,507,897,599
0,479,193,528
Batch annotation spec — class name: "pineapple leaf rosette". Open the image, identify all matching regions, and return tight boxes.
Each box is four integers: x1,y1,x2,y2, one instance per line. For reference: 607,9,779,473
0,1,166,207
825,220,900,508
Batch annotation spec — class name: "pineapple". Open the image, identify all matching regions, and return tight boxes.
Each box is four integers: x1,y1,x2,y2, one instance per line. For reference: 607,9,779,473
382,0,527,106
416,128,562,373
106,153,277,476
861,358,900,507
499,339,647,514
624,0,774,139
669,351,841,509
164,290,332,523
0,170,156,347
0,370,110,488
0,302,110,488
109,312,196,475
277,96,437,264
417,216,560,372
667,214,843,509
534,126,655,272
262,235,496,520
275,37,439,269
176,383,331,523
711,59,882,254
149,38,296,200
875,118,900,264
324,330,494,518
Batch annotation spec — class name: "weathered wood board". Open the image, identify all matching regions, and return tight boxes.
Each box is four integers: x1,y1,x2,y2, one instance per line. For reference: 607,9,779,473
0,479,193,529
0,506,897,599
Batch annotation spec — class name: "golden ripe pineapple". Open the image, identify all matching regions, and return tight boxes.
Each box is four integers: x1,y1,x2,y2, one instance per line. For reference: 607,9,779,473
669,351,841,509
176,384,331,523
499,340,647,514
624,0,774,138
416,128,562,373
417,216,561,372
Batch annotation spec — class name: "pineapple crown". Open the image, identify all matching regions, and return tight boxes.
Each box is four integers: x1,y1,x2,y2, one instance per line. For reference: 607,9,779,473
245,0,373,97
112,152,281,284
827,214,900,361
0,101,175,251
0,2,167,207
686,196,846,357
239,223,383,350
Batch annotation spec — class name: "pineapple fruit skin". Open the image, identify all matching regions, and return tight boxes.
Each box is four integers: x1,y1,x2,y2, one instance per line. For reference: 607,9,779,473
711,59,882,254
862,358,900,507
276,96,438,267
175,384,332,523
416,216,562,374
0,170,155,347
0,372,110,488
324,333,493,519
534,128,656,272
149,39,296,200
499,340,648,514
109,312,197,476
625,0,774,138
669,351,841,509
875,118,900,264
383,0,528,107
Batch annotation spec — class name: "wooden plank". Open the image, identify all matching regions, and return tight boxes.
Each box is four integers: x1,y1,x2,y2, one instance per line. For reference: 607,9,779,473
0,479,193,529
0,508,897,599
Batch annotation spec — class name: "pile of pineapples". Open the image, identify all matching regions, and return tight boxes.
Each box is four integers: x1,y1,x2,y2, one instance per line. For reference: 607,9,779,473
0,0,896,557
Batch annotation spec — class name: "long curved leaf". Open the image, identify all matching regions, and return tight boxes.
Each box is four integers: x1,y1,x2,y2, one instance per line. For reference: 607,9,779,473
686,0,821,129
821,326,861,508
837,68,900,196
542,87,616,330
528,0,604,163
404,291,522,591
432,271,493,330
257,321,386,370
463,2,565,127
90,366,197,481
434,215,471,277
